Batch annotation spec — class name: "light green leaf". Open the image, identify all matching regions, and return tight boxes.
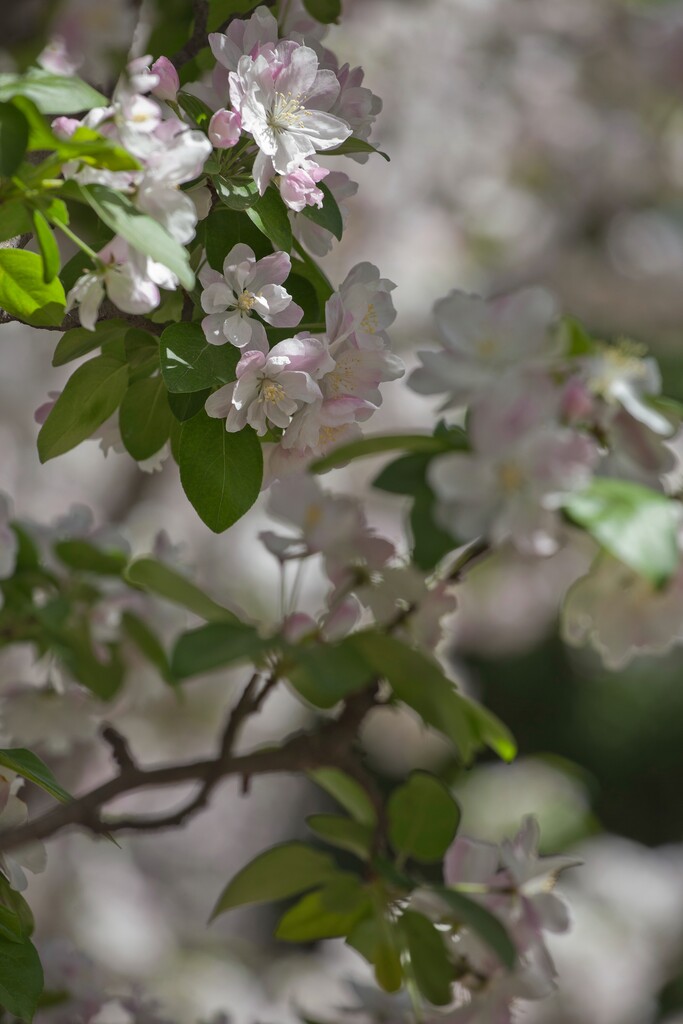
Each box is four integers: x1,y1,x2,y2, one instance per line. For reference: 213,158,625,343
300,181,343,240
312,434,453,474
0,69,107,114
308,767,377,826
210,842,339,920
124,557,238,623
37,355,128,461
0,250,66,327
160,322,238,394
306,815,374,860
275,876,371,942
434,887,516,970
119,376,173,461
561,478,680,586
388,772,460,863
401,910,454,1006
0,934,43,1022
178,411,263,532
52,319,128,366
0,101,29,177
0,748,71,804
0,200,32,242
171,621,268,679
79,184,194,290
30,209,60,283
246,187,293,252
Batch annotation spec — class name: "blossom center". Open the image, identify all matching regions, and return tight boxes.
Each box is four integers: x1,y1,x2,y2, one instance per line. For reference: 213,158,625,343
360,303,378,334
261,380,286,404
237,290,256,313
498,461,524,493
476,337,499,360
267,92,307,133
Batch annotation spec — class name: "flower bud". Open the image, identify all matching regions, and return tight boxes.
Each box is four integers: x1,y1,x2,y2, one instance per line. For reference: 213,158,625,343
150,56,179,102
209,108,241,149
51,116,80,139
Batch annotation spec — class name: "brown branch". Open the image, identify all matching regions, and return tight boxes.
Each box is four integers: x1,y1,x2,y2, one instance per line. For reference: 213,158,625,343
171,0,277,70
0,681,376,852
0,300,166,336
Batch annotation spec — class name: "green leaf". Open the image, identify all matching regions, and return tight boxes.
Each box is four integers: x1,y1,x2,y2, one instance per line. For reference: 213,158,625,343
0,199,32,242
53,539,127,576
177,91,213,131
124,557,238,623
30,209,60,283
52,319,128,366
0,69,107,114
205,207,273,268
299,182,343,240
313,434,452,474
308,767,377,826
346,917,403,992
215,176,260,211
306,815,373,860
0,748,71,804
434,887,516,970
0,878,33,943
409,486,458,570
160,322,239,393
178,411,263,532
561,478,680,586
246,187,293,252
121,612,174,685
119,377,173,461
210,842,339,920
168,389,211,421
10,97,138,171
387,772,460,863
0,250,66,327
286,639,372,709
276,876,371,942
37,355,128,461
302,0,342,23
171,621,267,679
79,184,194,290
401,910,454,1006
326,137,389,161
290,246,333,308
0,934,43,1022
0,101,29,177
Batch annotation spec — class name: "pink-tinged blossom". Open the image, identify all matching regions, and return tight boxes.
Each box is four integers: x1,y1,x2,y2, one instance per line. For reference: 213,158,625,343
283,595,361,643
209,5,279,73
279,159,330,211
37,35,81,75
67,238,161,330
292,170,357,256
410,287,560,407
229,43,351,180
208,108,242,148
327,58,383,162
200,243,303,349
150,56,179,102
51,115,81,139
205,335,332,435
583,340,672,436
428,376,598,556
562,550,683,668
329,261,398,348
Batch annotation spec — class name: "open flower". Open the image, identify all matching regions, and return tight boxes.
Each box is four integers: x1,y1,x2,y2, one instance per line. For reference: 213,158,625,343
67,238,162,330
200,243,303,349
584,340,672,436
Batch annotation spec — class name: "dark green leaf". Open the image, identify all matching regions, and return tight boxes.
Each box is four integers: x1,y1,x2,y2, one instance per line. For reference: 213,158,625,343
52,319,128,367
561,478,680,586
178,411,262,532
0,101,28,177
124,557,238,622
300,181,343,240
313,434,453,474
119,377,173,461
387,772,460,863
0,249,66,327
435,887,516,970
286,639,372,709
306,814,373,860
30,209,60,283
205,207,272,269
121,612,174,685
53,539,127,576
326,137,389,161
0,69,107,114
215,176,260,211
37,355,128,461
168,389,211,421
177,90,213,131
302,0,342,23
0,934,43,1022
160,322,238,393
0,748,71,804
346,917,403,992
171,621,267,678
79,184,194,290
246,187,292,252
401,910,454,1006
210,842,339,920
276,876,371,942
308,767,377,826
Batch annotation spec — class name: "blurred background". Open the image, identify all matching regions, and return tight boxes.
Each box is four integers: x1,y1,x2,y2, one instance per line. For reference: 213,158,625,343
3,0,683,1021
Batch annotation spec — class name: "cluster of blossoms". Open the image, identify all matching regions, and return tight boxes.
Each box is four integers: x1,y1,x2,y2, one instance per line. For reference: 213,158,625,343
204,258,404,478
410,286,683,666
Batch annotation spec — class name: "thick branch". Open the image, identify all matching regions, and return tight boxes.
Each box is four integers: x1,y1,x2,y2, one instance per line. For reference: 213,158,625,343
0,301,165,336
0,685,377,853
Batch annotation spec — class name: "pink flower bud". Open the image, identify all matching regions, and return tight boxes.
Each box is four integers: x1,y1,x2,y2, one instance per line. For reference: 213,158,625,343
150,56,179,102
51,116,80,139
209,108,241,149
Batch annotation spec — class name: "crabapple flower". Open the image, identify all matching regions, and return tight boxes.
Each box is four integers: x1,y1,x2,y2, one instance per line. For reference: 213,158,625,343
38,36,80,75
200,243,303,349
562,551,683,668
279,159,330,211
291,171,358,256
150,57,179,102
328,261,398,348
209,5,279,73
410,287,559,407
429,376,598,556
584,340,672,436
229,43,351,183
205,336,333,435
208,108,242,148
328,59,383,161
67,238,162,330
0,773,47,891
360,565,457,651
